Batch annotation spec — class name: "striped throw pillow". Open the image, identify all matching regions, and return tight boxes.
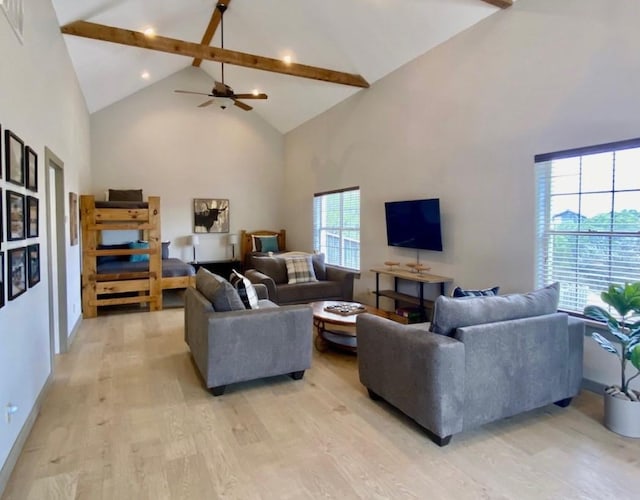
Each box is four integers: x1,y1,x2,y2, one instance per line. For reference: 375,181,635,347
285,255,317,284
229,270,259,309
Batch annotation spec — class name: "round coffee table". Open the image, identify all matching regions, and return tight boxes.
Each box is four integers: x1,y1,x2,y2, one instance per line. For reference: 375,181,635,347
310,300,387,352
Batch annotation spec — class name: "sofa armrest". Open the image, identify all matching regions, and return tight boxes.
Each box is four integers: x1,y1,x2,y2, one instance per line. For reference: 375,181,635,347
253,283,268,300
325,265,356,301
184,287,215,379
245,269,277,302
357,313,465,439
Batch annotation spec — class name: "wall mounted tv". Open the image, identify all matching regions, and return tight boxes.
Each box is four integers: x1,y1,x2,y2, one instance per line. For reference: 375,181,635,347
385,198,443,251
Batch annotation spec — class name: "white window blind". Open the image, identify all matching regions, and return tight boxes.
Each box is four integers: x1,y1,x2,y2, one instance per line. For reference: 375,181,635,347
313,187,360,270
535,138,640,314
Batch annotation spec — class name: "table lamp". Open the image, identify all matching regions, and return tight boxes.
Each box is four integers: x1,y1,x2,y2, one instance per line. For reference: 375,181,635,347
189,235,200,263
228,233,239,260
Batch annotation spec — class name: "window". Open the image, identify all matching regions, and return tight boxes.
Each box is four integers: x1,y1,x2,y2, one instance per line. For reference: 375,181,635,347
535,138,640,315
313,187,360,270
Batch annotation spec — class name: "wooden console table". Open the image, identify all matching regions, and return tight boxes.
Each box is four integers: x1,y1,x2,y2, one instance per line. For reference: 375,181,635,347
370,267,453,319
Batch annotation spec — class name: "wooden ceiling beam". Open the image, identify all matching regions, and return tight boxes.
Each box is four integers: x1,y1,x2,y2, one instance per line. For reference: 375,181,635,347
61,20,369,88
192,0,232,68
481,0,513,7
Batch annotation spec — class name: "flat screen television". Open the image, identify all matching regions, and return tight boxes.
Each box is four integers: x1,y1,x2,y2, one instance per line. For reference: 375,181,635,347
385,198,443,251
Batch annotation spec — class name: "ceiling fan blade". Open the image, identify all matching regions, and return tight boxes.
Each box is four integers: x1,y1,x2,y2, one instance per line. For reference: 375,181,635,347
174,90,211,96
233,93,268,100
232,99,252,111
198,99,215,108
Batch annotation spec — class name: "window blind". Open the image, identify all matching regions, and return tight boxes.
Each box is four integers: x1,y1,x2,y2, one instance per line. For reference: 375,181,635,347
535,140,640,314
313,187,360,270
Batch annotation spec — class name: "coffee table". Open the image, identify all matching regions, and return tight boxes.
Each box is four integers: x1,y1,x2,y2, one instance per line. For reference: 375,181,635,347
310,300,388,352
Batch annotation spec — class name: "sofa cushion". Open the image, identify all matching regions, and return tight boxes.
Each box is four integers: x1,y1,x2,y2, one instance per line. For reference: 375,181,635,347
285,255,318,284
430,282,560,337
252,256,288,284
453,286,499,298
195,268,245,312
277,281,343,304
229,270,259,309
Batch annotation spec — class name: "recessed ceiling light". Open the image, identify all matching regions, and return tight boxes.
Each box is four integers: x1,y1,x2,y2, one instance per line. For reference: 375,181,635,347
141,71,150,80
252,89,260,96
282,55,292,65
143,27,155,37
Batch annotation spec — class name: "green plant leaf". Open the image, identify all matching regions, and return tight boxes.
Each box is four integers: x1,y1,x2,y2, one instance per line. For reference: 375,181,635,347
584,305,616,325
592,332,620,357
630,345,640,371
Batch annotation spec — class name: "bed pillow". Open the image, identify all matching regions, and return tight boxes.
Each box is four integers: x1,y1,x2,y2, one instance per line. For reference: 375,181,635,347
108,189,143,202
452,286,500,298
285,255,317,284
256,235,279,253
129,241,149,262
97,243,130,264
229,270,259,309
162,241,170,259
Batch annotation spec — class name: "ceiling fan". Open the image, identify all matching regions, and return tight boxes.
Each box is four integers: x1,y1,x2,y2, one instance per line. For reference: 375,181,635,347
174,3,267,111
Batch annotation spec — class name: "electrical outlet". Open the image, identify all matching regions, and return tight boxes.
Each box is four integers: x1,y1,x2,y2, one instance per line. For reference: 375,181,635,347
5,404,18,424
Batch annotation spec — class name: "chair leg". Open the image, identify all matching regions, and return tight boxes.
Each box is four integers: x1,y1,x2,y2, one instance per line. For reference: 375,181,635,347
425,428,452,447
554,397,572,408
210,385,226,397
290,370,305,380
367,388,382,401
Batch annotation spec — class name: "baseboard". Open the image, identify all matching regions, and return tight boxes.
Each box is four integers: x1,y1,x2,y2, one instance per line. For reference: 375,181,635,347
0,374,52,498
67,315,82,348
582,378,606,395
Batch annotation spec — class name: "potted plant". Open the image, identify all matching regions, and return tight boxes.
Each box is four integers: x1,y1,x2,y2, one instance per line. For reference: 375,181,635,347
584,282,640,437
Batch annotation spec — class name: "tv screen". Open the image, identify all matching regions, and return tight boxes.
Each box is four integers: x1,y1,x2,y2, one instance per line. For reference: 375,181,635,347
385,198,443,251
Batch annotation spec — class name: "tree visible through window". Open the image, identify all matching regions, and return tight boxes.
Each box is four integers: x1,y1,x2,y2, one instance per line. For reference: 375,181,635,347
535,138,640,315
313,187,360,270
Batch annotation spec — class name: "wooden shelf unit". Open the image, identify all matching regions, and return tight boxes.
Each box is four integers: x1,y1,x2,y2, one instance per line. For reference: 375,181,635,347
370,267,453,321
81,195,162,318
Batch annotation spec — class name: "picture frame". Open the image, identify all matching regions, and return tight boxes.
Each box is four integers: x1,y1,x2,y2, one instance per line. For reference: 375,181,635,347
27,243,40,288
25,146,37,192
8,247,26,301
0,188,3,243
6,190,25,241
0,123,2,180
193,198,229,233
69,192,78,246
27,196,38,238
0,251,4,309
5,129,24,186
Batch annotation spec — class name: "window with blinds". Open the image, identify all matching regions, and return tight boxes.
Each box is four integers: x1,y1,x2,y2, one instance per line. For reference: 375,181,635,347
313,187,360,270
535,138,640,315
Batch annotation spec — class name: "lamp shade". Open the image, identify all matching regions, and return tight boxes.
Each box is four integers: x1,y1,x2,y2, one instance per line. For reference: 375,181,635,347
189,235,200,246
228,233,239,245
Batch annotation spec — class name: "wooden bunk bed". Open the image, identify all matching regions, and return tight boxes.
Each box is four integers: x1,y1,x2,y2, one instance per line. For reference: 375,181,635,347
239,229,287,268
80,195,195,318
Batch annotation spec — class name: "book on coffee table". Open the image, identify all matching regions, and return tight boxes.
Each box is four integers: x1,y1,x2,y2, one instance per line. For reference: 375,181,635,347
324,303,367,316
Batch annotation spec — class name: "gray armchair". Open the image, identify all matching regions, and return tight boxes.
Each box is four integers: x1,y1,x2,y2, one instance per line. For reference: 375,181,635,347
184,269,313,396
357,283,584,446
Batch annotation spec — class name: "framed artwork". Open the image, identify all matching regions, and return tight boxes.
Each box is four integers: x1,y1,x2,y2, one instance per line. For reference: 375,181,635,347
8,247,26,301
27,196,38,238
25,146,37,192
0,188,3,243
193,198,229,233
5,130,24,186
0,123,2,179
0,251,4,309
69,192,78,245
27,244,40,288
6,190,25,241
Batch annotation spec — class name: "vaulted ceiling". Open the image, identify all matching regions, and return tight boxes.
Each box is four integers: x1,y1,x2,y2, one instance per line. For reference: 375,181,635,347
52,0,513,133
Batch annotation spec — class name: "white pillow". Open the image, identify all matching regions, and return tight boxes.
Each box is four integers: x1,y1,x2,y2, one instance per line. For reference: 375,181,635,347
285,255,317,284
230,270,259,309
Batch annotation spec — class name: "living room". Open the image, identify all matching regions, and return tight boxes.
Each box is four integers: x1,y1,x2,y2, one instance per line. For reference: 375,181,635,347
2,0,640,497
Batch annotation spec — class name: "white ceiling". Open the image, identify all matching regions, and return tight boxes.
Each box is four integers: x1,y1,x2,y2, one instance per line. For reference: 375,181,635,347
52,0,507,133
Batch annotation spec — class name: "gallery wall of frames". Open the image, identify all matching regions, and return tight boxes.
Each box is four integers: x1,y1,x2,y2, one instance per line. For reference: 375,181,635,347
0,122,41,310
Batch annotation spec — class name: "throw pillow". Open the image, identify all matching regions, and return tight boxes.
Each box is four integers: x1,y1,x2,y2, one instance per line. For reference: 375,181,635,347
97,243,130,265
129,241,149,262
252,256,288,284
229,270,259,309
453,286,499,298
195,268,245,312
256,236,279,253
312,253,326,281
161,241,170,260
285,255,317,284
108,189,143,202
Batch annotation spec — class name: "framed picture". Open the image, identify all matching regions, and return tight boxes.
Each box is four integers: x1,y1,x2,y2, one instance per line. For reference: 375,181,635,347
193,198,229,233
0,188,3,243
27,196,38,238
6,190,25,241
0,251,4,309
5,130,24,186
0,123,2,180
69,192,78,246
27,244,40,288
25,146,37,192
8,247,26,301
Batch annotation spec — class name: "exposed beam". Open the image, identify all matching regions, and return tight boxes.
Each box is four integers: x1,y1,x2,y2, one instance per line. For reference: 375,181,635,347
192,0,232,67
482,0,513,7
61,21,369,88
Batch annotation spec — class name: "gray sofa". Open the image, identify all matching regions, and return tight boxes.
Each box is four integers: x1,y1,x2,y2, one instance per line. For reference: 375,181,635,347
245,253,355,305
357,283,584,446
184,269,313,396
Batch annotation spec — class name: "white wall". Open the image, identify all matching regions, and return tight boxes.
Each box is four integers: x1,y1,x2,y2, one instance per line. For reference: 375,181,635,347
90,67,284,262
0,0,90,471
283,0,640,388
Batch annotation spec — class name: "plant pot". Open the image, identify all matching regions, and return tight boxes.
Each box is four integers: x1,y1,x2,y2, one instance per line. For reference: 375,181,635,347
604,391,640,438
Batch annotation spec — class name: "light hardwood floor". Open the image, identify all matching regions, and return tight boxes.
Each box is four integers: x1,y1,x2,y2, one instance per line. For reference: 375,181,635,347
3,309,640,499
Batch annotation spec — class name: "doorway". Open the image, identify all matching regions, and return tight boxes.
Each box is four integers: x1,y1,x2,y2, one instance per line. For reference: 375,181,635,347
45,147,68,355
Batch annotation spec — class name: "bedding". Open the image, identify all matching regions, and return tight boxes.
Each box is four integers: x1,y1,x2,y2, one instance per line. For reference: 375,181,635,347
97,258,195,278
